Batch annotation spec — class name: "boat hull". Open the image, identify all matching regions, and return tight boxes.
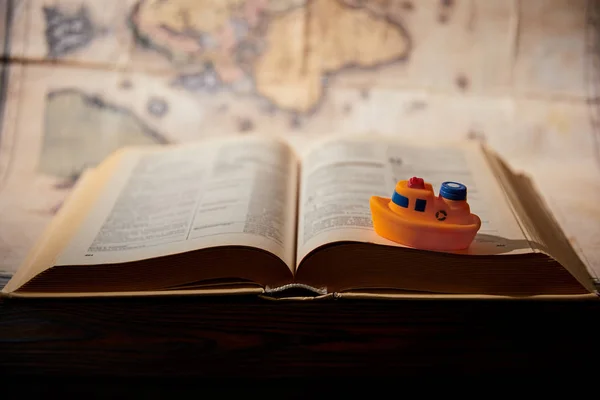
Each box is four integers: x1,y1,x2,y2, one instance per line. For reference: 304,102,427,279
370,196,481,251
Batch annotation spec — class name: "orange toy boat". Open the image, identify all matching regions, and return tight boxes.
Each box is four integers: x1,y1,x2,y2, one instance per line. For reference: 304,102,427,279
369,177,481,251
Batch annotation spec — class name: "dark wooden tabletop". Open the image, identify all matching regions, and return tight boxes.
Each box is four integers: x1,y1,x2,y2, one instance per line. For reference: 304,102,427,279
2,295,599,388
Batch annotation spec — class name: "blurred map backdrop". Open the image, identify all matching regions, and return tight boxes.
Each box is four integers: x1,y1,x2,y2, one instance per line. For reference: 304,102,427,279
1,0,599,286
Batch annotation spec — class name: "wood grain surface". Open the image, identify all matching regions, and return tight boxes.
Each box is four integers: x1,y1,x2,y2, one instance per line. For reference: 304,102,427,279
1,296,598,383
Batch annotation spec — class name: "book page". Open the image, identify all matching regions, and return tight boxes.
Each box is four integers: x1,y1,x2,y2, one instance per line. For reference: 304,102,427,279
56,136,298,271
296,136,532,263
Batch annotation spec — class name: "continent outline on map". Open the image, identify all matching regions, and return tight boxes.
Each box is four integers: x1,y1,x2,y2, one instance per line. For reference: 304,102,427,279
39,88,170,179
128,0,412,114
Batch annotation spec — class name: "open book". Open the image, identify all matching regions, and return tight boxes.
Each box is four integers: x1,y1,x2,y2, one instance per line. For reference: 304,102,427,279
2,135,598,299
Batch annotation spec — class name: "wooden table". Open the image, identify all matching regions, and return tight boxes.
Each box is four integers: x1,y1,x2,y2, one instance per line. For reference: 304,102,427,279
2,295,598,389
